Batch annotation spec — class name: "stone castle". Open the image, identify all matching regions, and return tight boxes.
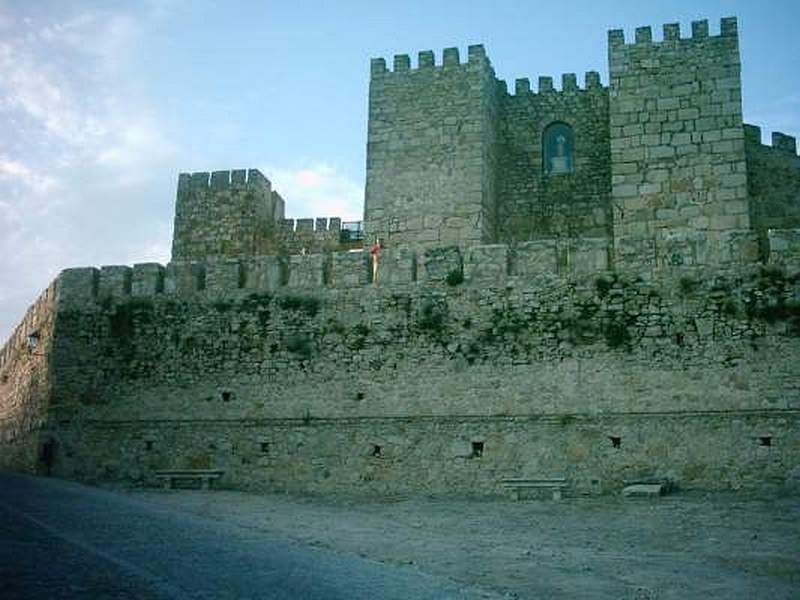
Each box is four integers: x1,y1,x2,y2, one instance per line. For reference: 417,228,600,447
2,17,799,496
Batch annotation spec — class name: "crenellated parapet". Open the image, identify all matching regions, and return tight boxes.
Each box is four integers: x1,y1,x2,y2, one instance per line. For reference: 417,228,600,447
608,16,739,47
370,44,491,77
745,125,800,249
278,217,343,255
745,124,798,156
508,71,605,97
55,228,796,310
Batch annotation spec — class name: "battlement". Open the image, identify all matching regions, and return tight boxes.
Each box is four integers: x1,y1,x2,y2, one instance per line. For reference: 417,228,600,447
608,17,738,47
744,124,798,155
370,44,490,77
177,168,272,193
57,226,798,308
509,71,605,96
58,239,611,308
280,218,342,234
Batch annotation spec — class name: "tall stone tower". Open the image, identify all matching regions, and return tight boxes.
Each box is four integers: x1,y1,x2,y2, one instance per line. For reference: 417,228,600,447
608,17,753,270
364,45,500,248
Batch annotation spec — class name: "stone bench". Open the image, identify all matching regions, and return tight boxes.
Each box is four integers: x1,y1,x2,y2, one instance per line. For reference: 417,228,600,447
155,469,224,490
501,477,567,500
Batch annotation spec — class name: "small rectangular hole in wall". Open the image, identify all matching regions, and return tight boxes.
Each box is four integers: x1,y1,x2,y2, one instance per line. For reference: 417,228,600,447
356,391,365,401
471,441,484,458
145,440,154,451
609,436,621,448
371,444,382,457
759,436,772,447
260,442,270,454
221,391,233,402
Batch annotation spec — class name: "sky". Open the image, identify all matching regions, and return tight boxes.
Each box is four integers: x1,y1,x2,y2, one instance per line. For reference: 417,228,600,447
1,0,798,343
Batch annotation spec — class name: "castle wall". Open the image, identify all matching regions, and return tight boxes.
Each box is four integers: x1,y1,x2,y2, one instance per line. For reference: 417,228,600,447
0,282,59,473
609,18,751,271
54,412,797,496
27,237,800,494
3,17,799,497
496,73,611,242
744,125,800,254
364,46,499,248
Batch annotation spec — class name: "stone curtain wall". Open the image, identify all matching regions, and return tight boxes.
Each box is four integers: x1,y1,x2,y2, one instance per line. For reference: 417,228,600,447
31,240,800,494
744,124,800,255
0,282,59,473
496,73,611,242
365,46,499,248
171,169,285,262
609,18,750,271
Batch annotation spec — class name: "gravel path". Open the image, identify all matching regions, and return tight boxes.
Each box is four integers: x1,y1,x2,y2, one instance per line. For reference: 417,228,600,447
0,473,499,600
128,484,800,599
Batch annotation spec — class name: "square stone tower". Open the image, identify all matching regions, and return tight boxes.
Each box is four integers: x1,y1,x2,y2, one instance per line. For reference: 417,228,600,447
364,46,500,248
171,169,285,262
608,17,753,270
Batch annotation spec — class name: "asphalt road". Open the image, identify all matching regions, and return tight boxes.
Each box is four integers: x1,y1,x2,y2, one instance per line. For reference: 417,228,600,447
0,473,497,600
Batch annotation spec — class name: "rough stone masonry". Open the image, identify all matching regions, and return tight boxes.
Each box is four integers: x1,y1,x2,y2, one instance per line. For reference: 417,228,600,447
1,16,798,497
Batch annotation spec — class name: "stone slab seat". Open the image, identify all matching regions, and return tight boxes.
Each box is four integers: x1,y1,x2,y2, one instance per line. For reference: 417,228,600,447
501,477,567,501
622,483,666,498
154,469,224,490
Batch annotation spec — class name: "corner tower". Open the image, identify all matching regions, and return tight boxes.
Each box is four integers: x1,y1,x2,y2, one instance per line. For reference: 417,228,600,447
171,169,285,262
364,46,500,248
608,17,752,270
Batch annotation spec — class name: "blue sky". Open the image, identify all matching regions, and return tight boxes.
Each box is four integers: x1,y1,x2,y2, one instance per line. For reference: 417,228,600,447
1,0,798,342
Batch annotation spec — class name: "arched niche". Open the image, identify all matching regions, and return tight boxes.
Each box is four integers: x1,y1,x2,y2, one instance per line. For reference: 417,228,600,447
542,122,575,176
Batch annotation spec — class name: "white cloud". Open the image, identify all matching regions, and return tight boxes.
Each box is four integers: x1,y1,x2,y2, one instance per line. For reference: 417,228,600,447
0,157,59,194
0,5,180,344
263,164,364,222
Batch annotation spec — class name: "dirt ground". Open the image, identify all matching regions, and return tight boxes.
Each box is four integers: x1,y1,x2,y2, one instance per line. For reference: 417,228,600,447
123,486,800,599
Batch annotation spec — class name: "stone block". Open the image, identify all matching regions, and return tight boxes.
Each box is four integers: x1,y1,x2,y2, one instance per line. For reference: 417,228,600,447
718,230,759,264
206,260,243,293
131,263,164,296
288,254,329,288
98,266,132,299
245,256,287,292
331,251,369,288
566,239,610,275
57,267,98,307
377,247,416,285
658,231,708,267
420,246,462,283
464,244,508,284
165,262,205,295
511,241,557,277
